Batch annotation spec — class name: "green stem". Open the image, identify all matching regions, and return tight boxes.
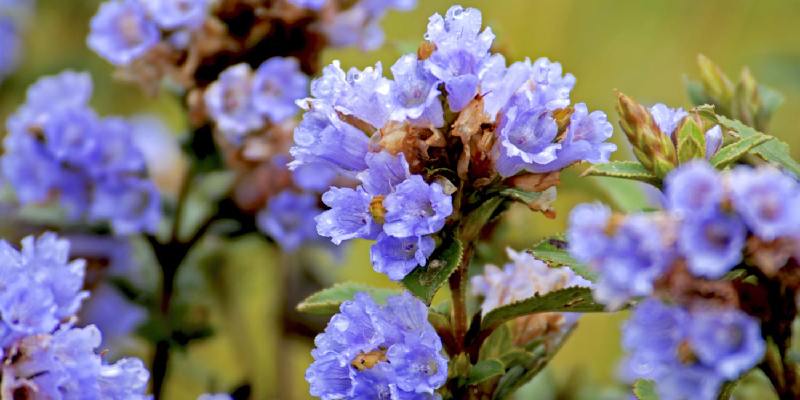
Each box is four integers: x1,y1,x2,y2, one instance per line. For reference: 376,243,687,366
449,242,474,352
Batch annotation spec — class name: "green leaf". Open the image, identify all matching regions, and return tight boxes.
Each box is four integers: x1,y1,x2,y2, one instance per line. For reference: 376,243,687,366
755,85,784,130
717,115,800,177
479,323,513,361
499,188,542,203
482,287,605,331
461,197,504,243
296,282,400,315
710,133,772,169
583,161,660,185
529,237,597,281
591,176,650,212
675,117,706,163
633,379,659,400
402,238,464,304
467,359,505,386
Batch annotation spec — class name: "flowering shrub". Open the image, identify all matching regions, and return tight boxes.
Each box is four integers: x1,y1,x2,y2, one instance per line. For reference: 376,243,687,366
0,1,798,399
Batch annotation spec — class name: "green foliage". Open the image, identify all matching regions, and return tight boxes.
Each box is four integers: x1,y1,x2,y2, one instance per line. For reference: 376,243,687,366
583,161,660,185
590,176,652,212
632,379,659,400
467,359,506,385
481,287,605,331
717,116,800,177
710,132,772,169
479,324,514,361
402,238,464,304
529,236,597,281
296,282,400,315
460,197,504,243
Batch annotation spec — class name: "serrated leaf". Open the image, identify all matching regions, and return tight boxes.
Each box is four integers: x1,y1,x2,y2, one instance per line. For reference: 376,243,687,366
710,133,772,169
479,323,513,361
482,287,605,331
583,161,660,185
296,282,400,315
467,359,505,385
717,115,800,177
529,237,597,281
402,238,464,304
633,379,659,400
461,197,504,243
591,176,651,212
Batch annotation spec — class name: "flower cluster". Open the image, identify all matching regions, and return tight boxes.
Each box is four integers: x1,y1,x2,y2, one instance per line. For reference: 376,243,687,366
648,103,723,160
622,299,764,400
567,160,800,398
291,0,417,50
293,5,616,280
316,151,452,280
471,248,591,345
88,0,209,66
306,292,447,399
204,58,308,143
568,161,800,308
0,233,150,399
2,71,161,235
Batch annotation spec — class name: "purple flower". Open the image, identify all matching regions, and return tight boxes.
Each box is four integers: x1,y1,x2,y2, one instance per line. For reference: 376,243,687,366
567,203,613,263
252,57,309,124
287,0,326,10
198,395,233,400
493,97,560,177
143,0,209,30
87,0,160,66
383,175,453,238
729,166,800,240
357,151,410,196
290,104,370,175
90,178,161,235
94,116,148,177
310,61,392,129
306,292,446,399
621,299,688,380
41,106,101,167
621,300,763,400
649,103,723,159
3,325,150,399
370,234,434,281
204,63,263,142
424,5,494,111
649,103,687,137
590,215,675,309
6,70,93,135
527,57,576,111
316,187,378,245
688,309,764,380
0,233,88,347
257,191,323,251
389,54,444,127
678,211,745,279
665,161,724,217
292,162,339,193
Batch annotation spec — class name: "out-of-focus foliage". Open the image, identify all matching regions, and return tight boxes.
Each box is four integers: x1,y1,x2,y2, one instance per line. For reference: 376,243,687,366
2,0,799,398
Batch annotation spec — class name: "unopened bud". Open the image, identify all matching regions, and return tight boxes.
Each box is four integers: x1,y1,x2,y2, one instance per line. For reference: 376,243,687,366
697,54,734,114
616,92,677,176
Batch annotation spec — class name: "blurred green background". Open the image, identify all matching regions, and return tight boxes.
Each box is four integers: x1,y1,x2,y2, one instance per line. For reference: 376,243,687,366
2,0,800,399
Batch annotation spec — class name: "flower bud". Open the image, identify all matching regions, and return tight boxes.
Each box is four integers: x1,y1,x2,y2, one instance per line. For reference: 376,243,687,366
616,92,677,177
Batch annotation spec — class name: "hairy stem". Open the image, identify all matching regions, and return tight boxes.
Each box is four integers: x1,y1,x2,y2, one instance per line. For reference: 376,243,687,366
450,242,474,351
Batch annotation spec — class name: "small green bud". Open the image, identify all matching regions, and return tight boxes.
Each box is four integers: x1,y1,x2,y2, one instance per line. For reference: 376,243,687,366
616,92,677,176
697,54,735,114
675,114,706,164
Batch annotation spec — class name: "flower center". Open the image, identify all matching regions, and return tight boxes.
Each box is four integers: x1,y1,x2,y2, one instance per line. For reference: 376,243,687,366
351,348,387,371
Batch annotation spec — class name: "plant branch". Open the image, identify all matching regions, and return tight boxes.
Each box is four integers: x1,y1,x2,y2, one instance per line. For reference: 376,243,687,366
449,241,474,352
